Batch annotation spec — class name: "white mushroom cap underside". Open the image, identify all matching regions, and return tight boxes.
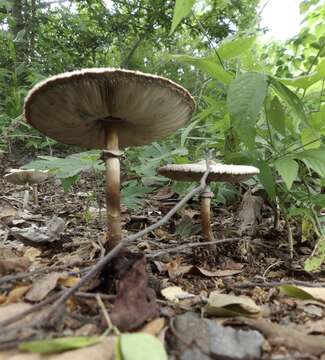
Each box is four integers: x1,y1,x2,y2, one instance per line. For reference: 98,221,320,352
24,68,195,149
158,163,260,182
4,169,48,185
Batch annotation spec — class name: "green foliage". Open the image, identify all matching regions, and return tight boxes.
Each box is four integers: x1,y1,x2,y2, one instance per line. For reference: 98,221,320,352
19,336,101,353
116,333,167,360
304,238,325,272
170,0,195,35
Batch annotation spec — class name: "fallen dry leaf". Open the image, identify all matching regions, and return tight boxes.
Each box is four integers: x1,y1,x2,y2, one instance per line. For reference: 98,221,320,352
26,272,61,302
195,267,243,277
0,258,30,276
6,285,31,304
58,275,80,288
161,286,195,303
205,292,261,317
139,318,165,335
110,254,159,331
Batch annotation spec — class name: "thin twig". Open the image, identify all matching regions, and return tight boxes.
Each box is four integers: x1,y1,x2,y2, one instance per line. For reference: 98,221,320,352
147,237,245,258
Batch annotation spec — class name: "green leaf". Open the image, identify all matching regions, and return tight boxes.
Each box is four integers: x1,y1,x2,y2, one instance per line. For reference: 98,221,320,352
269,77,307,125
305,239,325,272
217,35,255,60
170,0,196,34
19,336,101,353
280,59,325,89
266,96,286,135
274,158,298,190
256,160,276,200
121,181,152,209
278,285,314,300
295,149,325,177
180,119,199,147
60,174,79,193
300,128,321,149
227,72,268,149
119,333,167,360
171,54,233,84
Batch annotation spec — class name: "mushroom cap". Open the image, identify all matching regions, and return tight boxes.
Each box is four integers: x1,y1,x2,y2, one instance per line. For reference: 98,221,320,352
24,68,195,149
4,169,49,185
158,162,260,182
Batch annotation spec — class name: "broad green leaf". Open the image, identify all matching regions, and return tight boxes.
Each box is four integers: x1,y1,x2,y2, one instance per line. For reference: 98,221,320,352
269,77,307,125
280,59,325,89
119,333,167,360
266,96,286,135
170,0,196,34
227,72,268,149
121,181,152,209
300,128,321,149
19,336,101,353
217,35,255,60
274,158,298,190
255,160,276,200
278,285,314,300
60,174,79,193
171,54,233,84
295,149,325,177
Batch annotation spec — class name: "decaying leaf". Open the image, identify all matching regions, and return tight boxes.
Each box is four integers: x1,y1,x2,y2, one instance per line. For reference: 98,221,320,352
110,254,159,331
0,256,30,276
26,272,62,302
205,291,261,317
238,190,263,235
195,267,243,277
140,318,165,336
161,286,195,303
5,285,31,303
10,216,65,245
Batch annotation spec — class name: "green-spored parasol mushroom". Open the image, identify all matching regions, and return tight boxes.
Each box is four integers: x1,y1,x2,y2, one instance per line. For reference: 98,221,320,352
158,161,260,242
4,169,49,209
24,68,195,249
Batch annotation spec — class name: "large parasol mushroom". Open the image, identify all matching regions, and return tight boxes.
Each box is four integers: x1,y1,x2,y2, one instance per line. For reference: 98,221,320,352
158,161,259,242
24,68,195,249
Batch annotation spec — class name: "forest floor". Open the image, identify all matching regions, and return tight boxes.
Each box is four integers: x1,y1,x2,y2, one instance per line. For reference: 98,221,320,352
0,149,325,360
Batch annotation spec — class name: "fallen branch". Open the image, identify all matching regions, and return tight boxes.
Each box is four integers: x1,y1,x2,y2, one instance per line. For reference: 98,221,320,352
0,163,211,333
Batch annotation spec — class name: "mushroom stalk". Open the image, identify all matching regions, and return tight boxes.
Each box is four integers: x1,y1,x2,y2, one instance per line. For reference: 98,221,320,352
200,186,214,241
105,126,121,249
32,184,38,205
23,187,30,210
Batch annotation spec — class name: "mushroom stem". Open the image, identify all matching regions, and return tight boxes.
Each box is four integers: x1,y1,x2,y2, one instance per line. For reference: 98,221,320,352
32,184,38,205
23,187,30,210
105,126,121,249
200,186,214,241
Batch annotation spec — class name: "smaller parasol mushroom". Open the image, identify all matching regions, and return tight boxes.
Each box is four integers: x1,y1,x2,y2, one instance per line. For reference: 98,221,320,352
4,169,49,209
158,161,260,242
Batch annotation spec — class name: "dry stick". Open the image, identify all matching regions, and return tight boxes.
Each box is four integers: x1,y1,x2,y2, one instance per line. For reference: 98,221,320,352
1,164,212,330
147,237,245,258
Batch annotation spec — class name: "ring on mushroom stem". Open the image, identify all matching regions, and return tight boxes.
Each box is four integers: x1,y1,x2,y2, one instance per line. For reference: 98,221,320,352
24,68,195,250
158,161,260,243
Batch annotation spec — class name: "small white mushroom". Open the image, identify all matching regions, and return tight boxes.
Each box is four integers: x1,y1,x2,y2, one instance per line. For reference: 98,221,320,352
4,169,49,209
158,161,260,242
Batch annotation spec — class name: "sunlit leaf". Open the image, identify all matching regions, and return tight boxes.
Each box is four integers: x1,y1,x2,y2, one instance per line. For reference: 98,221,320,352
255,160,276,200
295,149,325,177
266,96,286,135
217,35,255,60
119,333,167,360
170,0,196,34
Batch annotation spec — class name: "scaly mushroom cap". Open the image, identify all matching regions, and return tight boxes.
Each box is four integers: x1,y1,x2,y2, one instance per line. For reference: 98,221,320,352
4,169,49,185
158,161,260,182
24,68,195,149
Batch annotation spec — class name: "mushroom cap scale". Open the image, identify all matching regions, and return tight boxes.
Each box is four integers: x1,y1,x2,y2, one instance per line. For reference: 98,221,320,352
4,169,49,185
158,163,260,182
24,68,195,149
